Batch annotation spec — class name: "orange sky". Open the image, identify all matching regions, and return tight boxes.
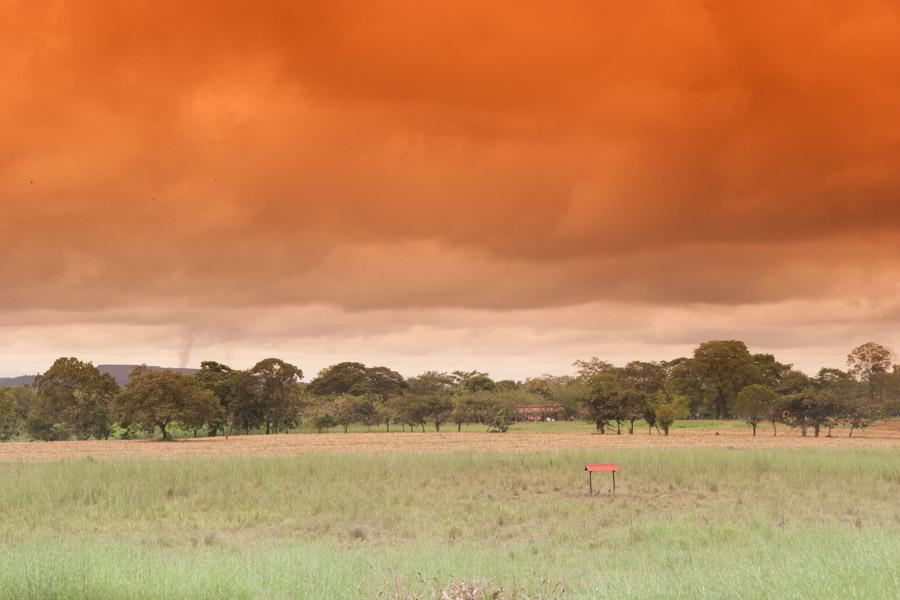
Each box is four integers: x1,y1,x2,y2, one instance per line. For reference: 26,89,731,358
2,1,900,377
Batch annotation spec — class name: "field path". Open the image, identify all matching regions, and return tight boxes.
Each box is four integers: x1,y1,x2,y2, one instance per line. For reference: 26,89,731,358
1,426,899,461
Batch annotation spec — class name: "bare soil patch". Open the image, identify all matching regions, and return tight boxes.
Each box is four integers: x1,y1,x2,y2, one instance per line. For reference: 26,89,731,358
1,425,898,462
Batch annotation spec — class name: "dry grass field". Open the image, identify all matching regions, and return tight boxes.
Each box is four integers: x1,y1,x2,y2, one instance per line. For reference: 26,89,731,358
1,423,898,462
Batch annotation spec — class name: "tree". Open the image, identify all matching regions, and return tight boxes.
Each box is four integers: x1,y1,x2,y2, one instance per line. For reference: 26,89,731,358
308,363,407,398
752,354,792,389
690,341,760,419
408,371,455,431
333,394,357,433
580,371,628,434
453,371,496,393
305,398,337,433
451,392,485,431
0,390,19,440
735,384,778,436
653,392,689,435
847,342,895,404
116,368,221,440
226,370,264,434
353,394,381,431
809,369,853,437
308,362,369,396
621,361,665,434
392,394,429,432
484,393,515,433
30,357,119,440
251,358,303,434
195,361,234,436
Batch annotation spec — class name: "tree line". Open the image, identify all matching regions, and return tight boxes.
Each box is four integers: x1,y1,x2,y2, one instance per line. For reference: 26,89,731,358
0,341,898,441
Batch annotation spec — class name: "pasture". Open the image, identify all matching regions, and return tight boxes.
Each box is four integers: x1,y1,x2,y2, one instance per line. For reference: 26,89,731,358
1,431,899,599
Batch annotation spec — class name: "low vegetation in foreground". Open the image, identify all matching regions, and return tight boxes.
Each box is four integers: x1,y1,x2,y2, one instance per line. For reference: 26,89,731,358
0,448,898,599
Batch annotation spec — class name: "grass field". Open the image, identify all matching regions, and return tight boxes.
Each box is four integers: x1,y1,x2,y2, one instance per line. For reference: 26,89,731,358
1,447,899,599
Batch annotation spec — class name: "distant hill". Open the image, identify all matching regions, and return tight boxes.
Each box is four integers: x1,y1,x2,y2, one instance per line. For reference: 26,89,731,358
0,364,199,388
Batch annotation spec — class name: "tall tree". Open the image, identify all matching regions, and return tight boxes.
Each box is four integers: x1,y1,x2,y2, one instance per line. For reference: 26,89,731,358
0,390,18,440
690,341,760,419
735,384,778,436
308,362,369,396
752,354,792,389
116,368,221,440
408,371,455,431
847,342,895,403
225,370,264,434
251,358,303,434
580,371,629,434
30,357,119,440
195,361,234,436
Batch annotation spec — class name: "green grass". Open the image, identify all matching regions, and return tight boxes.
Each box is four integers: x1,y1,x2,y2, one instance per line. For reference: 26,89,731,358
1,449,898,599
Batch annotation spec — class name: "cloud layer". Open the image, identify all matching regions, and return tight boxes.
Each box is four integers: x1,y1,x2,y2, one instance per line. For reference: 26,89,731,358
2,1,900,375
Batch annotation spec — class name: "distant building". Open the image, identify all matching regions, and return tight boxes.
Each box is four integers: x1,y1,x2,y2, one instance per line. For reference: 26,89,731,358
515,404,563,421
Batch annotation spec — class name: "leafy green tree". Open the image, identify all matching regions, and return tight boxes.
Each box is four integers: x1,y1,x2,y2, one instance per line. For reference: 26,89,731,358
547,377,585,420
5,385,35,424
116,368,221,440
30,357,118,440
353,394,381,431
573,357,615,379
453,371,496,393
308,363,407,398
522,376,553,400
308,362,369,396
652,392,689,435
408,371,455,431
847,342,895,404
305,398,337,433
392,394,429,432
809,369,853,437
251,358,303,434
690,341,760,419
333,394,357,433
735,384,778,436
225,370,264,434
484,393,515,433
668,357,707,418
195,361,234,436
451,392,484,431
366,366,408,398
580,371,628,434
752,354,792,389
0,390,19,440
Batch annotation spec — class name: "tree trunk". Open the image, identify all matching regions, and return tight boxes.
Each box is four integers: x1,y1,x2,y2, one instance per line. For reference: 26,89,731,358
771,420,777,436
343,424,348,433
595,421,605,434
420,423,425,432
751,423,757,436
629,419,635,435
648,423,652,435
616,421,621,434
265,421,270,435
813,423,820,437
457,422,462,432
435,422,441,432
849,426,855,438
